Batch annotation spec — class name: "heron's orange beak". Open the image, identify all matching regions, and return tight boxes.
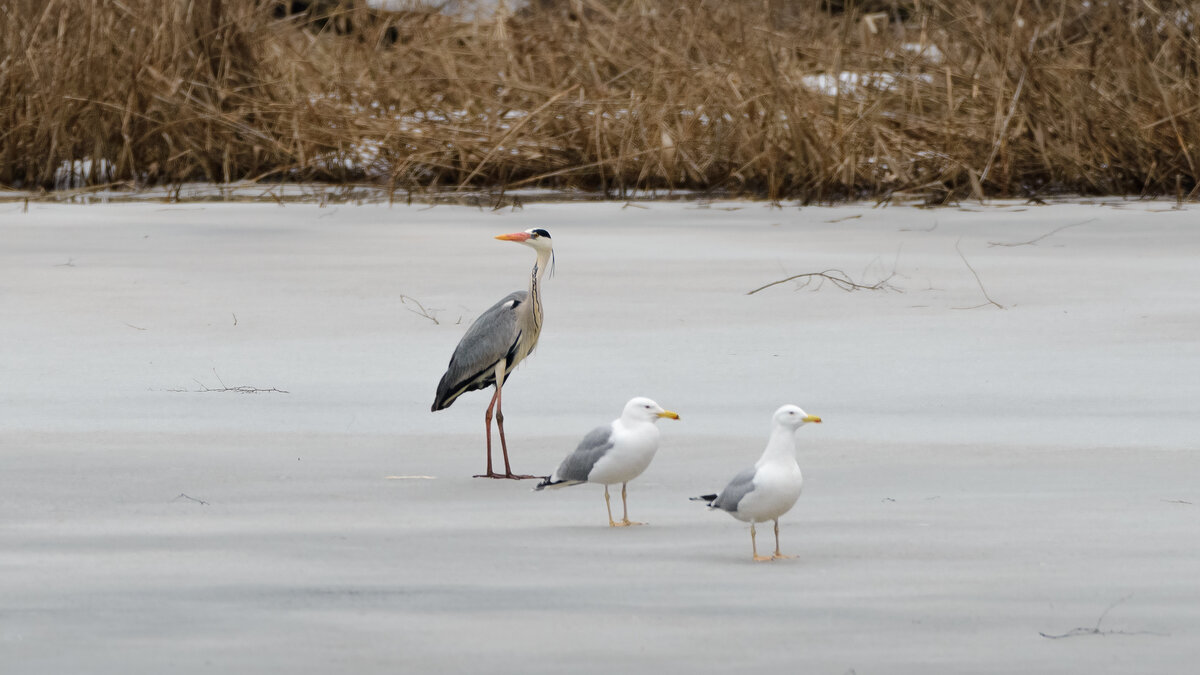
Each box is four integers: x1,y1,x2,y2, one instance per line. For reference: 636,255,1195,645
495,232,531,242
803,415,822,423
658,410,680,420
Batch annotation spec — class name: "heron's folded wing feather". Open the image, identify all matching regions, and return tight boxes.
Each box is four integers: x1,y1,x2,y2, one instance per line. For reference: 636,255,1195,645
432,291,526,409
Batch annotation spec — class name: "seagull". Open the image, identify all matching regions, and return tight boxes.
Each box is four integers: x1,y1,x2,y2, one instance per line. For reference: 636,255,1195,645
431,228,554,479
535,397,680,527
693,404,821,561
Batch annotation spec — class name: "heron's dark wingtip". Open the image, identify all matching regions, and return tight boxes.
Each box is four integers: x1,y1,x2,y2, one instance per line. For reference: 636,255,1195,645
431,390,454,412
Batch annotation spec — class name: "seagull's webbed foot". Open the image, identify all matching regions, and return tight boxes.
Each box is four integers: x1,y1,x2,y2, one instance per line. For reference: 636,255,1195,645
753,555,775,562
612,519,645,527
771,553,795,560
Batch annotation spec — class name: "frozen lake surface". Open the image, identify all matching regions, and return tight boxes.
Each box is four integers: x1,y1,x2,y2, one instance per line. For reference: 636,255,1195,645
3,197,1198,673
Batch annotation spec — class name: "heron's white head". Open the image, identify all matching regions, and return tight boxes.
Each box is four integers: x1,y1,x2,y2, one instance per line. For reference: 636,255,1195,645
496,228,554,277
622,397,680,424
773,404,821,430
495,228,553,253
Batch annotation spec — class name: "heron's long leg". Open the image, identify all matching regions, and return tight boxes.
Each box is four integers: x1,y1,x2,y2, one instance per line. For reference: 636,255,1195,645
475,363,518,479
751,523,772,562
493,362,512,475
604,486,618,527
772,519,793,559
615,482,644,526
473,388,500,478
489,362,537,480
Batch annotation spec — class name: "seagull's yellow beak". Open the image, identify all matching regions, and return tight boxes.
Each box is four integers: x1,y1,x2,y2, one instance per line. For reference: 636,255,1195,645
658,410,680,420
803,415,822,423
495,232,531,242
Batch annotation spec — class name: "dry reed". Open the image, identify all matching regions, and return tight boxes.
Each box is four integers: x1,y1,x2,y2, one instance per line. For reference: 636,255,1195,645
2,0,1198,201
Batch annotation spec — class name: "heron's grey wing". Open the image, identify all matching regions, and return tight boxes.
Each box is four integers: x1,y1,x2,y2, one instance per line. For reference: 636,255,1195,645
554,425,615,483
710,467,758,514
431,291,527,411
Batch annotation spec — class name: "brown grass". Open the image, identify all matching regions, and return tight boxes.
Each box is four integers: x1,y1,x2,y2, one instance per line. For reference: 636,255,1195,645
2,0,1198,201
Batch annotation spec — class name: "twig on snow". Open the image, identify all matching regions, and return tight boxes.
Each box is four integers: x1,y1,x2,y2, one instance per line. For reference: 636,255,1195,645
168,369,289,394
400,294,441,325
747,268,899,296
1039,594,1167,639
952,239,1004,309
988,218,1097,247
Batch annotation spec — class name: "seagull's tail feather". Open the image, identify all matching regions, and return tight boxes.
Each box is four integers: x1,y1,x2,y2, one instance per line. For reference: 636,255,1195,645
690,493,719,505
534,476,581,491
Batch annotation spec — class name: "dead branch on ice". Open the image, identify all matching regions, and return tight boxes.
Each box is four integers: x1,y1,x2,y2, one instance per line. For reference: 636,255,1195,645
952,239,1005,310
166,369,288,394
746,269,898,295
747,269,899,295
400,294,441,325
1039,594,1168,639
988,218,1098,247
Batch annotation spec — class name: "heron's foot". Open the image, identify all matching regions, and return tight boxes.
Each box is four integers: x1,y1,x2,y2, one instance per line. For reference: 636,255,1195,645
753,555,775,562
473,471,540,480
612,519,645,527
771,553,795,560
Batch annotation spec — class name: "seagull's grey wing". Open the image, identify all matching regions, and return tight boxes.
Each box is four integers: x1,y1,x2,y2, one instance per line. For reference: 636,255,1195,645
710,467,758,514
554,425,615,483
431,291,527,411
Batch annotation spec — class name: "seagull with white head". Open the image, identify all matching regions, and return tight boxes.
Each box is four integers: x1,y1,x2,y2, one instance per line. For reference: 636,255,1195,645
536,397,680,527
693,404,821,561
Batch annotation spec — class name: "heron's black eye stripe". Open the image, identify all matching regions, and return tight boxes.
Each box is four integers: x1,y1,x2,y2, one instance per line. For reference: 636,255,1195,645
530,228,551,239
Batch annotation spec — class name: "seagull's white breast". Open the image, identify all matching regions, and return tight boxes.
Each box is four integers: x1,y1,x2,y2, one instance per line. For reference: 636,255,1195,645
734,461,803,523
587,421,661,486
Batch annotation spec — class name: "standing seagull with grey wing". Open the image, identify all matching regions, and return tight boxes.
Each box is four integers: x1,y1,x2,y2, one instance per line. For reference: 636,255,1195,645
431,228,553,479
536,397,679,526
693,405,821,561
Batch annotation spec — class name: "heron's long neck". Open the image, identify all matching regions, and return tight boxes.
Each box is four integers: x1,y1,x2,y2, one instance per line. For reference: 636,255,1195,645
757,426,798,467
528,249,551,330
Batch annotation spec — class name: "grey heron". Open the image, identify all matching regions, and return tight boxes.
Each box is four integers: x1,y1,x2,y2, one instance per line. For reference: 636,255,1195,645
535,397,680,526
692,405,821,561
431,228,553,479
